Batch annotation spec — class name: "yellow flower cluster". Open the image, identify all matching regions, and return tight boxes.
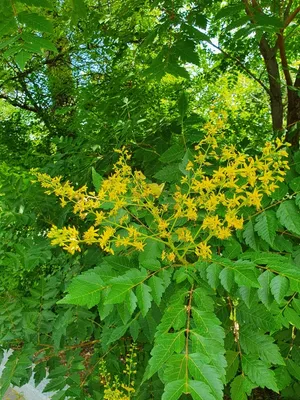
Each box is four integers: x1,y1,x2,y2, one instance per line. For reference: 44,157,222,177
36,130,289,263
99,343,137,400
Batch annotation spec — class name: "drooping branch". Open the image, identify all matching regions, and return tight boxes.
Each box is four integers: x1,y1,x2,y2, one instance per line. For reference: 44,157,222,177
206,41,270,94
0,92,38,112
284,6,300,28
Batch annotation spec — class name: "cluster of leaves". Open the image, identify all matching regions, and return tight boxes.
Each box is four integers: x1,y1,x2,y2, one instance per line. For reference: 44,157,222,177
0,0,299,399
5,126,297,399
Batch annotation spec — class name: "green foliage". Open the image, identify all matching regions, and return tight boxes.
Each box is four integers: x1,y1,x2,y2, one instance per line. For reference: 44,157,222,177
0,0,300,399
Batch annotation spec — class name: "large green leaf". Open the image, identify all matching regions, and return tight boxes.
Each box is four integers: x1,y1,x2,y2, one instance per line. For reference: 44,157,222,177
144,332,185,380
230,375,256,400
254,210,278,246
277,200,300,235
0,18,17,38
242,355,279,392
162,379,215,400
105,269,147,304
58,270,104,308
189,353,223,399
270,275,289,304
17,12,53,33
239,328,284,365
258,270,274,309
148,275,165,305
243,220,260,251
15,50,31,71
19,0,53,7
232,260,260,288
136,283,152,316
159,144,185,164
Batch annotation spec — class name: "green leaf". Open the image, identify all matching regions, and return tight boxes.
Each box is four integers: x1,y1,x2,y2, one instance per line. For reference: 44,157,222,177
165,63,190,80
274,366,292,390
18,12,53,33
181,24,210,42
192,308,225,344
176,39,199,65
206,263,221,289
178,91,188,121
225,351,239,383
230,375,255,400
270,275,289,304
148,276,165,306
159,144,185,164
15,50,31,71
0,18,17,38
107,323,130,345
243,220,260,251
244,252,300,291
219,267,234,292
43,376,66,393
162,379,215,400
286,359,300,381
277,200,300,235
258,270,275,309
145,332,185,380
139,238,164,263
71,0,87,24
189,353,224,399
19,0,53,7
22,33,57,52
91,167,102,192
238,286,255,308
237,302,276,332
289,176,300,192
242,355,279,392
284,306,300,329
223,238,242,259
239,328,285,365
58,270,104,308
153,164,182,182
233,260,260,288
270,182,288,200
136,283,152,316
0,345,35,398
254,210,278,246
105,269,147,305
215,4,245,19
0,35,19,50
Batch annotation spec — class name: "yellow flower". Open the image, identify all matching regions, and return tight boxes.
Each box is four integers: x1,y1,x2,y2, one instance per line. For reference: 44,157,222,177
195,242,212,259
202,215,221,230
176,227,194,242
83,226,99,245
132,241,145,251
99,226,116,249
216,226,231,240
247,188,262,209
167,252,176,262
225,214,244,230
95,211,106,226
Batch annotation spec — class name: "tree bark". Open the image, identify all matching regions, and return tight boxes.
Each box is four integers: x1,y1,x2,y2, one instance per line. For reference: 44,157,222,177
286,66,300,146
259,36,284,133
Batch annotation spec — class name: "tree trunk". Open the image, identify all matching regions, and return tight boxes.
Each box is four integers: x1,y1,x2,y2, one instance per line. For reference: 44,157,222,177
286,66,300,147
47,36,76,137
259,36,284,133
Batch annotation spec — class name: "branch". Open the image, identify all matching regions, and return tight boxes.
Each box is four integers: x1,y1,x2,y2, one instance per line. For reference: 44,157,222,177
207,40,270,94
0,92,38,112
295,65,300,87
284,6,300,28
277,33,293,87
284,0,294,19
